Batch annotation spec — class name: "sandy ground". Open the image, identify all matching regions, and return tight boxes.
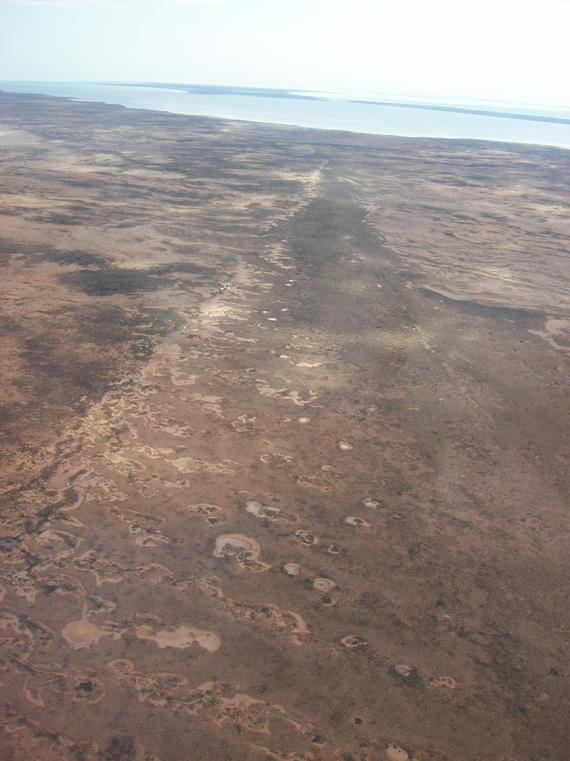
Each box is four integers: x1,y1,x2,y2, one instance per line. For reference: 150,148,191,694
1,92,570,761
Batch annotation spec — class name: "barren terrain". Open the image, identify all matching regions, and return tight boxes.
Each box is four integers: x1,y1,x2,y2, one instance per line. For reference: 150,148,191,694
1,92,570,761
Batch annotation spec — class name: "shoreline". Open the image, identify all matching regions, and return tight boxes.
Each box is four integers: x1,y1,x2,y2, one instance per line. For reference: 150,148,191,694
2,84,569,151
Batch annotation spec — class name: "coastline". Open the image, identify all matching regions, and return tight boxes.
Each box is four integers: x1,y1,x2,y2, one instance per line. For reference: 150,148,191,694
2,82,570,150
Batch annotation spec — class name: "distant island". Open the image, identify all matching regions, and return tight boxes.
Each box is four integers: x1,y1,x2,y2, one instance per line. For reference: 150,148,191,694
106,80,570,124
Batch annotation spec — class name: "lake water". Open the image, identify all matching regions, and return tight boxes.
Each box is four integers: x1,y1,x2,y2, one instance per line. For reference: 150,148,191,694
1,81,569,149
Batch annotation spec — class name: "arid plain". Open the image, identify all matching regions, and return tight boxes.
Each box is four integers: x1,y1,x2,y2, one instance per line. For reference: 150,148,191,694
1,92,569,761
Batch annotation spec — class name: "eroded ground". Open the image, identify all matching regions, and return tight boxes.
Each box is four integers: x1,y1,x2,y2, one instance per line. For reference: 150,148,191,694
1,92,570,761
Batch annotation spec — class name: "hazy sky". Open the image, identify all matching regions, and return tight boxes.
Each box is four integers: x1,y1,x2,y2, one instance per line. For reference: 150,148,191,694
1,0,569,107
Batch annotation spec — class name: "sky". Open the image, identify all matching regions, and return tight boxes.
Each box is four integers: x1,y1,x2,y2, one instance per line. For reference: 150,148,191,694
1,0,569,108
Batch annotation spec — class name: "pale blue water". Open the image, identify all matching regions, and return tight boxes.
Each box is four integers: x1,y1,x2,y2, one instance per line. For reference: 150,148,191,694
1,81,569,149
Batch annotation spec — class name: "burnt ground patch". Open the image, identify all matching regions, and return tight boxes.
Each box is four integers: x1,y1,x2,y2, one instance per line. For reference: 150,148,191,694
58,261,214,296
1,299,188,466
75,304,147,345
0,239,109,268
75,304,185,360
0,315,22,336
22,335,112,395
43,250,110,268
59,267,163,295
21,303,186,397
135,307,186,337
417,286,547,324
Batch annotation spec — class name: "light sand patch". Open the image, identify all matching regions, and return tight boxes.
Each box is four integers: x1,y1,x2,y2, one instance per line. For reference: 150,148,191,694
295,529,318,545
214,534,259,558
35,529,82,557
231,414,256,432
184,393,224,418
9,570,39,604
213,534,269,571
256,379,317,406
102,450,145,477
429,675,457,689
188,503,225,525
200,300,246,324
131,444,175,459
170,369,198,387
260,452,293,467
245,501,282,520
386,744,410,761
106,659,135,676
345,516,370,528
136,563,176,586
62,618,107,649
191,575,309,646
111,507,169,547
295,474,331,492
171,457,238,475
341,635,368,650
529,318,570,353
0,193,69,210
73,551,126,586
136,624,221,652
313,578,335,593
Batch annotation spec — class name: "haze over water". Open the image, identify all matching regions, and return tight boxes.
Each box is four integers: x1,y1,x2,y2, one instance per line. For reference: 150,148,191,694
1,81,569,149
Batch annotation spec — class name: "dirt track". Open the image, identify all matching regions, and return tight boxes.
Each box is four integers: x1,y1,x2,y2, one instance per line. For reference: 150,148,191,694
1,92,570,761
